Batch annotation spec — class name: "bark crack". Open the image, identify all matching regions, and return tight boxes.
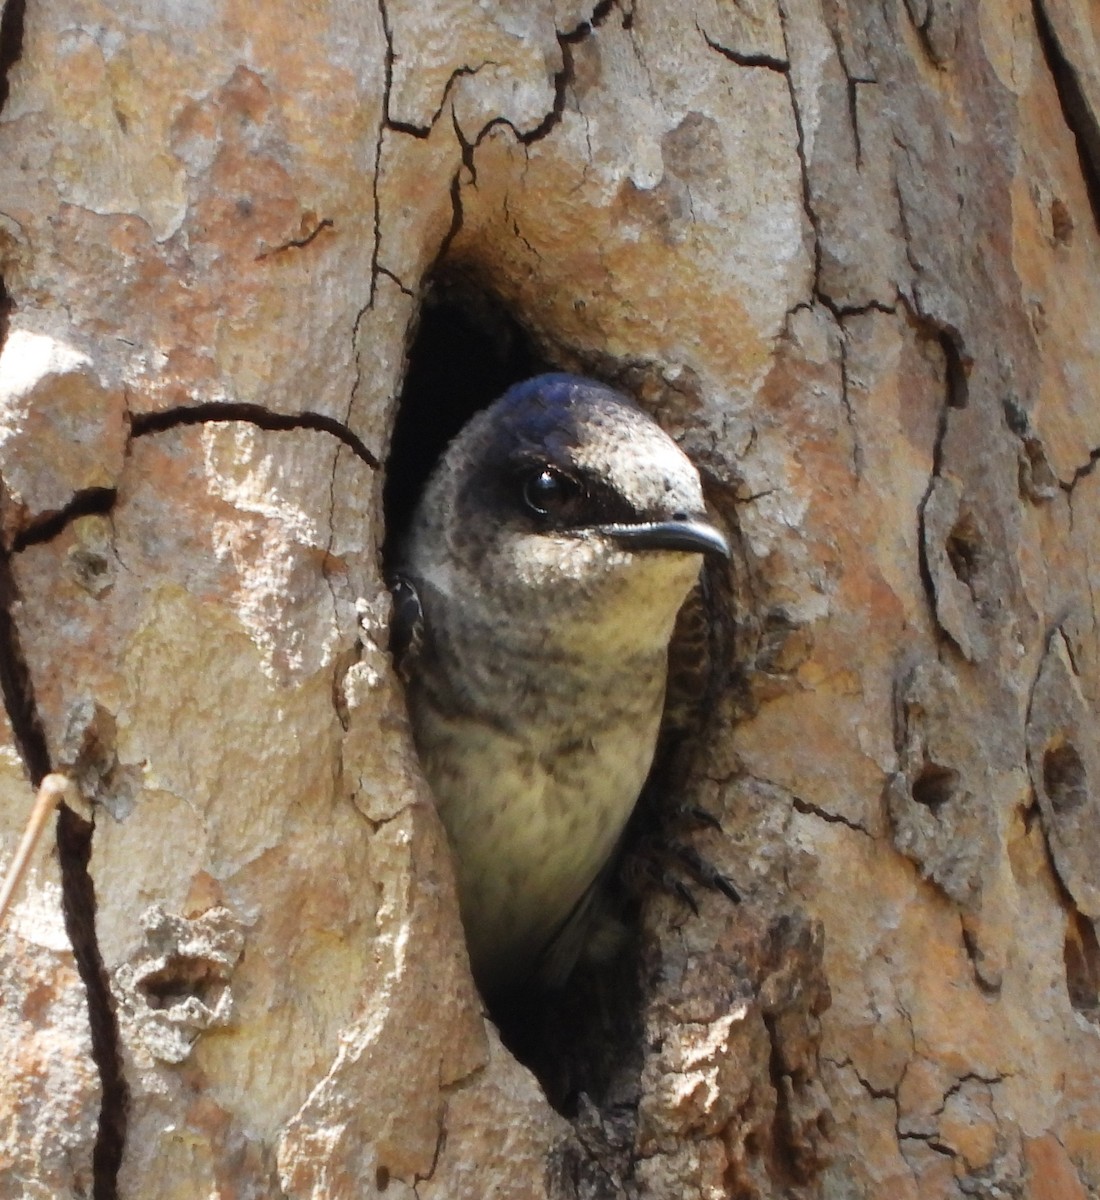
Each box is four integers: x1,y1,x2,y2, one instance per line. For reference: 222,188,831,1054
0,546,129,1200
0,549,49,785
130,402,380,468
825,309,864,480
697,25,789,74
9,487,118,554
427,1,613,276
825,1055,899,1102
911,305,974,650
791,793,873,837
376,263,414,297
0,0,25,112
56,806,129,1200
468,9,597,151
0,275,10,349
254,217,334,260
372,0,397,307
1,401,385,1195
1032,0,1100,233
385,63,497,140
1061,445,1100,494
823,298,897,320
743,770,872,838
960,916,1002,997
424,169,463,275
776,0,824,300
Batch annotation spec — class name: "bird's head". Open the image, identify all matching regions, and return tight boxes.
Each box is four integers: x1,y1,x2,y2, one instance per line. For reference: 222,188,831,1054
404,374,729,658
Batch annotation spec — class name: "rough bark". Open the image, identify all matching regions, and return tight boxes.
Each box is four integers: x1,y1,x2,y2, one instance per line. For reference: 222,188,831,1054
1,1,1098,1198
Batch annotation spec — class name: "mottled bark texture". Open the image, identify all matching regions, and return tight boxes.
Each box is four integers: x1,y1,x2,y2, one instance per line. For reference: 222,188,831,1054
0,0,1098,1197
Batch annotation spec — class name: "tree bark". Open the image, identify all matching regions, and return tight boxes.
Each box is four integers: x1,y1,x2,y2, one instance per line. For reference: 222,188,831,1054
1,0,1099,1197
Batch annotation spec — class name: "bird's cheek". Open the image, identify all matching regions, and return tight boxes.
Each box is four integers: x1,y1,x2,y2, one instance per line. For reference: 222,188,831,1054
508,533,603,586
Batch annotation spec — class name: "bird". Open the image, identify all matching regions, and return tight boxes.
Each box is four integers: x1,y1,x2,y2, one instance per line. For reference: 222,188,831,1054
390,373,731,998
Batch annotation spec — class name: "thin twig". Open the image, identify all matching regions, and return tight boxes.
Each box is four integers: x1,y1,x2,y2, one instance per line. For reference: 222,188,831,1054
0,774,73,923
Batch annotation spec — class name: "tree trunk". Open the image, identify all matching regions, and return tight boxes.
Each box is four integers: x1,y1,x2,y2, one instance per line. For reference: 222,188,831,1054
1,0,1098,1197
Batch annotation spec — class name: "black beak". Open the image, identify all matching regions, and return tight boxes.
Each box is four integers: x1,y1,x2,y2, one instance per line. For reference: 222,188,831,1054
601,517,730,559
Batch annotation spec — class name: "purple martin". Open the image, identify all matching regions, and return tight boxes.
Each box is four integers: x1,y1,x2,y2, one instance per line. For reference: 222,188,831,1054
391,373,730,997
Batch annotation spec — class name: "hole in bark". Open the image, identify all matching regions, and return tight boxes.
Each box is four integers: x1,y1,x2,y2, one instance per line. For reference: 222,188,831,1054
1019,435,1059,501
1043,741,1088,814
375,1165,390,1191
138,955,225,1010
1064,909,1100,1021
381,271,545,568
1050,198,1074,245
911,763,958,811
383,278,740,1157
945,512,983,588
938,328,969,410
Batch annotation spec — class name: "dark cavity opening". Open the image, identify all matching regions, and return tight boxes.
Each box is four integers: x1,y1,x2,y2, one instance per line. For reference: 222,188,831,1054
939,328,970,410
384,276,655,1131
0,276,12,348
1043,741,1088,814
381,272,546,569
945,512,983,589
911,762,959,812
0,0,26,113
138,955,226,1011
1064,908,1100,1022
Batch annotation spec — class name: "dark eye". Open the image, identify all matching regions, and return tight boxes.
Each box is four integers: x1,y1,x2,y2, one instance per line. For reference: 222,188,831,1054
522,467,577,518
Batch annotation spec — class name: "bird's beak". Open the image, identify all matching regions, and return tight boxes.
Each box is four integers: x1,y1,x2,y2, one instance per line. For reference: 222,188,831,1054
600,517,730,559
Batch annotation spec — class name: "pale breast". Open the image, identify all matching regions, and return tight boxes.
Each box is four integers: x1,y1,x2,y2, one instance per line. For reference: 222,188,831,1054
414,678,665,993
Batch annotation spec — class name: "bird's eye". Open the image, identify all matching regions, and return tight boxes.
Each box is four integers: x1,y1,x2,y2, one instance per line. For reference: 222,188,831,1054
522,467,577,518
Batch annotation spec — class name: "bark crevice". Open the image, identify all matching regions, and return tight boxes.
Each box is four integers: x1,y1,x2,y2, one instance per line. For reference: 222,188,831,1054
0,0,26,112
0,545,128,1200
56,805,129,1200
10,486,118,553
697,26,789,74
1033,0,1100,233
130,402,381,468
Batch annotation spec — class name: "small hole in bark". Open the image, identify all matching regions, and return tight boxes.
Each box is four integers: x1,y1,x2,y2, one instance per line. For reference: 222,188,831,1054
945,513,983,588
940,329,969,410
139,955,224,1010
1064,909,1100,1021
1050,198,1074,245
911,763,958,812
375,1165,390,1191
1020,435,1059,501
1043,741,1088,814
382,271,545,568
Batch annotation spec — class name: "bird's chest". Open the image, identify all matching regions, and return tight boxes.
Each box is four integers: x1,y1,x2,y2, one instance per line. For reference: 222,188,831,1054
412,664,666,980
